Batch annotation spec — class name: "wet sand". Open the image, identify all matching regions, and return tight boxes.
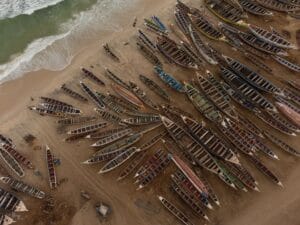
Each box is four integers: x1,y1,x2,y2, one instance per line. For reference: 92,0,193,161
0,0,300,225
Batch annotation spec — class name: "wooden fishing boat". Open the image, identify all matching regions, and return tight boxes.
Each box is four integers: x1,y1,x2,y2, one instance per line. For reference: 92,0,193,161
161,116,225,176
217,160,247,191
0,188,27,212
46,146,57,189
272,55,300,73
220,67,277,112
204,0,247,26
238,31,288,56
194,169,220,205
254,137,279,160
158,196,195,225
0,176,45,199
136,42,163,68
243,52,273,74
275,96,300,114
57,116,97,126
237,114,264,138
223,56,282,95
128,81,160,110
174,8,191,38
286,80,300,93
86,127,129,139
105,68,131,90
112,83,144,109
248,24,297,49
61,84,88,102
184,82,224,124
171,171,211,210
0,135,14,148
94,109,124,125
144,18,167,34
122,114,161,125
189,11,226,41
29,106,65,117
279,0,300,6
81,67,105,85
276,102,300,127
153,67,185,93
95,92,126,114
238,0,273,15
91,128,133,147
240,41,270,59
67,121,108,135
134,149,164,178
179,41,205,66
256,0,299,11
247,155,282,186
40,103,81,115
197,71,239,120
176,0,191,14
0,144,34,169
171,182,208,219
255,111,297,136
151,15,167,32
218,22,243,48
99,147,138,173
83,147,130,164
117,131,167,180
136,152,171,189
282,87,300,106
107,92,140,112
182,116,240,164
266,108,299,132
139,74,170,101
40,96,73,107
224,161,259,191
93,133,142,156
188,25,218,65
80,81,105,109
156,35,198,69
0,147,24,177
0,214,15,225
103,43,120,62
137,29,157,52
219,119,255,156
264,131,300,157
171,155,209,195
220,82,258,112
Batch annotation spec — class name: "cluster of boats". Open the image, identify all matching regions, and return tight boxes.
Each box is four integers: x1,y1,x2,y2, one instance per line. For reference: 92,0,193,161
0,134,47,224
20,0,300,224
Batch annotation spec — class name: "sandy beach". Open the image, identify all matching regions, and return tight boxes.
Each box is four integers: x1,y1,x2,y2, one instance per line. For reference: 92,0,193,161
0,0,300,225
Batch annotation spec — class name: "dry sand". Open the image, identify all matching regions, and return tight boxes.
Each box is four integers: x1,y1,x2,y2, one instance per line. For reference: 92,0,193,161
0,0,300,225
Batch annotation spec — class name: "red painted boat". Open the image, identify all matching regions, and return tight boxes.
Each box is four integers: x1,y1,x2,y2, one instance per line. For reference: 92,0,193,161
171,154,208,196
276,102,300,127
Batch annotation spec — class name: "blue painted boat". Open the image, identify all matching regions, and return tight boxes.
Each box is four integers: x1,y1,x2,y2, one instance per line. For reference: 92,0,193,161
153,67,185,92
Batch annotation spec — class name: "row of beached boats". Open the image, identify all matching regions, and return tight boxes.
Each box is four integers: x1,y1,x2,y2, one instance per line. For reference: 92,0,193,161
23,0,300,224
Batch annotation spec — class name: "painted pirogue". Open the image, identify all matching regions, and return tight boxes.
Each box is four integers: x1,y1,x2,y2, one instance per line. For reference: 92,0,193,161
0,187,27,212
0,176,45,199
46,146,57,189
156,35,198,69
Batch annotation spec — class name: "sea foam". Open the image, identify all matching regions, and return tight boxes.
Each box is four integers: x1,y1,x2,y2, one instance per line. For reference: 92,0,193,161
0,0,137,84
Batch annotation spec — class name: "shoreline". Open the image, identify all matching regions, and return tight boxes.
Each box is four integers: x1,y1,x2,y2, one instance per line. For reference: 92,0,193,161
0,0,300,225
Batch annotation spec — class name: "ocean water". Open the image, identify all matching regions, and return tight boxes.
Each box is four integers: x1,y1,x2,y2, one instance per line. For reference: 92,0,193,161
0,0,137,84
